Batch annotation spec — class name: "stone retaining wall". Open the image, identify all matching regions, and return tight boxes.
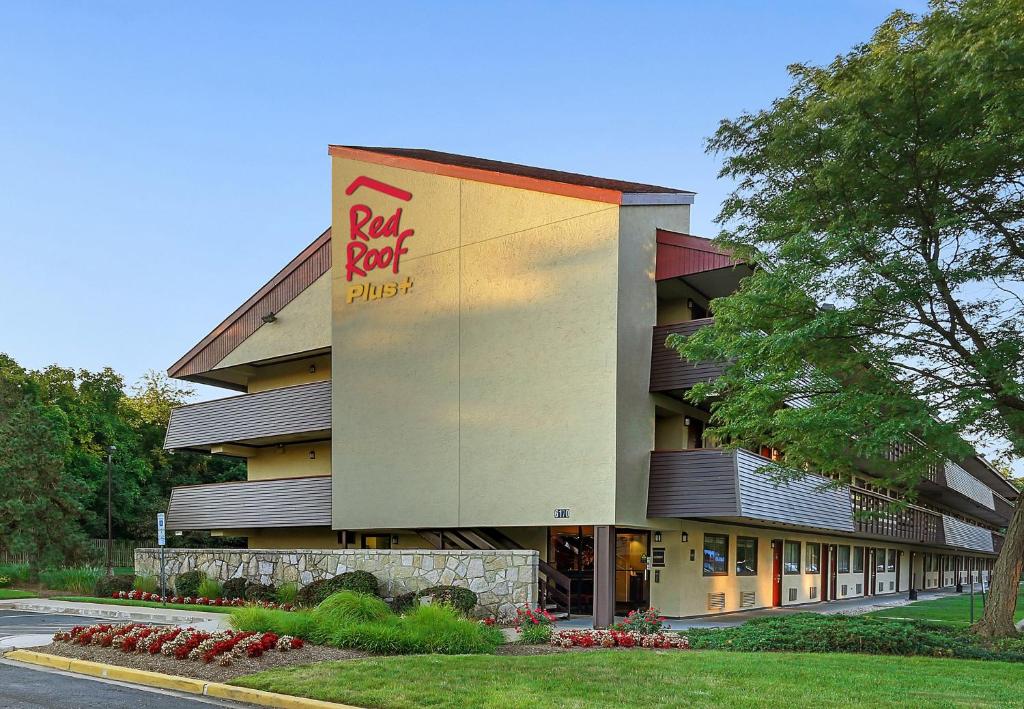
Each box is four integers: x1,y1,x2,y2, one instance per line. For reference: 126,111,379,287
134,548,537,619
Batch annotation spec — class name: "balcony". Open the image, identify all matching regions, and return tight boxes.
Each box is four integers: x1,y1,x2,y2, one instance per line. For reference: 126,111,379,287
164,380,330,452
165,476,332,530
650,319,724,393
648,448,996,552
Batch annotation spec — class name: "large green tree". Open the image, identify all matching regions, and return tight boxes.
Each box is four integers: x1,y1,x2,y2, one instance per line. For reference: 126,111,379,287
0,355,87,570
673,0,1024,637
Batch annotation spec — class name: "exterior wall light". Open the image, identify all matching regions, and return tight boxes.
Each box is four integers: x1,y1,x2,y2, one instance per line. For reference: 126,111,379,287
681,531,689,543
309,364,316,373
654,531,662,542
392,535,400,545
308,450,316,460
683,416,691,427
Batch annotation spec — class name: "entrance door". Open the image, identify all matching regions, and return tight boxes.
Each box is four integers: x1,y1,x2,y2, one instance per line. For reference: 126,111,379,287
821,544,830,601
828,544,838,601
615,530,650,614
896,550,902,591
771,539,783,606
866,548,876,596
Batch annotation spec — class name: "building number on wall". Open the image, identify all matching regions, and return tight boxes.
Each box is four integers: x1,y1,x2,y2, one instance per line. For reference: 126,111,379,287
554,508,571,519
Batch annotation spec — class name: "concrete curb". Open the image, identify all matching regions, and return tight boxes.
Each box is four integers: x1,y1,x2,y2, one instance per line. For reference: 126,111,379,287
4,649,358,708
0,599,228,628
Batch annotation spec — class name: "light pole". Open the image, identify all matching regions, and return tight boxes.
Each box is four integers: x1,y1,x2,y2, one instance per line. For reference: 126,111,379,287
106,445,116,576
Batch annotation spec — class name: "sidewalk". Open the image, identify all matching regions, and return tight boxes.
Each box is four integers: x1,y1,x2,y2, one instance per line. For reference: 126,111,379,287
555,589,960,630
0,598,229,630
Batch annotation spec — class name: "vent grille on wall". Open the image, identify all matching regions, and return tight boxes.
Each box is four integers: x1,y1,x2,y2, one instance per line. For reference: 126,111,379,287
740,591,756,608
788,588,798,602
841,584,848,596
810,586,818,600
707,593,726,611
856,583,862,594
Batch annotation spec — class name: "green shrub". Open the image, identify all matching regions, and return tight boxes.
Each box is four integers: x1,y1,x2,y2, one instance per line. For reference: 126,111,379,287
686,614,967,657
39,567,102,594
245,582,278,602
173,570,206,598
314,591,393,626
518,622,552,645
415,585,477,615
133,575,158,593
402,604,503,654
222,577,249,599
390,591,417,614
277,582,299,605
197,577,223,599
296,571,381,607
94,574,135,597
0,575,10,588
0,563,31,583
230,606,318,639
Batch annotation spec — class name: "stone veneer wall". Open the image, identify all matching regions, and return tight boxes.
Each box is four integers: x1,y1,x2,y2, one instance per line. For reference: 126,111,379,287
135,548,538,619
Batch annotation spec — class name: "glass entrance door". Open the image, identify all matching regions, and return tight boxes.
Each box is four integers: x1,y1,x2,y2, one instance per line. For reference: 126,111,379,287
615,531,650,613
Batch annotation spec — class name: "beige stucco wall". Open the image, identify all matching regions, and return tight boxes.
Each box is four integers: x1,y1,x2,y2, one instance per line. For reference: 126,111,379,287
614,205,690,528
330,157,622,529
216,272,331,372
647,518,927,617
244,353,331,393
246,443,331,481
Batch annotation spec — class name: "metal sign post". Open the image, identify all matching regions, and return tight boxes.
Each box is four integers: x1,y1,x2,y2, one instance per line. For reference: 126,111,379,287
157,513,167,606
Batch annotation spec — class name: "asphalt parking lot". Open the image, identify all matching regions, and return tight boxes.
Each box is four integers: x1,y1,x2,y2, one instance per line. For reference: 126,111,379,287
0,610,249,708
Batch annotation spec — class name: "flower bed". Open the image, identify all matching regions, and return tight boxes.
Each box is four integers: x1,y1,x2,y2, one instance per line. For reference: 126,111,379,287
53,623,303,666
551,629,689,649
110,590,295,611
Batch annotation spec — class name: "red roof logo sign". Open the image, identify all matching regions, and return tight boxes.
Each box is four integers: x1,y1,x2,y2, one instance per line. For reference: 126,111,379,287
344,176,415,282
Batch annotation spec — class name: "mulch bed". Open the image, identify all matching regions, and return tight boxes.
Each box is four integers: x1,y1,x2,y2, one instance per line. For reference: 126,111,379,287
40,641,369,683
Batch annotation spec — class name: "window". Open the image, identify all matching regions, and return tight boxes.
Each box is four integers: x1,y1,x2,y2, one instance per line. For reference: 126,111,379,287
852,546,864,573
703,534,728,576
838,545,851,573
875,548,887,573
805,543,821,574
736,537,758,576
886,549,896,572
784,541,801,575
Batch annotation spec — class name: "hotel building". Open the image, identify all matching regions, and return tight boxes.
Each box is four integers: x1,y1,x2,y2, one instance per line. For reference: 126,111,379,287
163,147,1014,624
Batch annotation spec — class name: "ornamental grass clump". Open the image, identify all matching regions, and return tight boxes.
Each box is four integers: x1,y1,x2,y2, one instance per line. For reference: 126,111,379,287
133,575,158,593
197,577,223,600
230,590,502,655
40,567,102,594
313,591,393,626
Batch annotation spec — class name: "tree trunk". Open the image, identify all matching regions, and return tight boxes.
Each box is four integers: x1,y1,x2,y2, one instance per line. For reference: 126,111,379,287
972,500,1024,638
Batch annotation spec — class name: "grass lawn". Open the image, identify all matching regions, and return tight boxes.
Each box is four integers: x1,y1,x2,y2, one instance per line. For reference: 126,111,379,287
52,596,236,614
866,585,1024,627
232,650,1024,708
0,589,37,600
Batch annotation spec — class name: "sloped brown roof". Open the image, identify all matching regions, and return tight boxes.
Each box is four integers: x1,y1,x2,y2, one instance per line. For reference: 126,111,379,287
329,146,693,203
167,228,331,384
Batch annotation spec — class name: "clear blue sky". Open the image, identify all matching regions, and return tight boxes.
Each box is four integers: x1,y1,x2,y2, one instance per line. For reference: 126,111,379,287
0,1,926,399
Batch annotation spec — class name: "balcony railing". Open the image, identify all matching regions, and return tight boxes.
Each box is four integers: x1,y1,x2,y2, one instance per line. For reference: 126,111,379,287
649,319,725,392
164,380,330,451
851,487,942,545
648,448,995,552
165,475,332,530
